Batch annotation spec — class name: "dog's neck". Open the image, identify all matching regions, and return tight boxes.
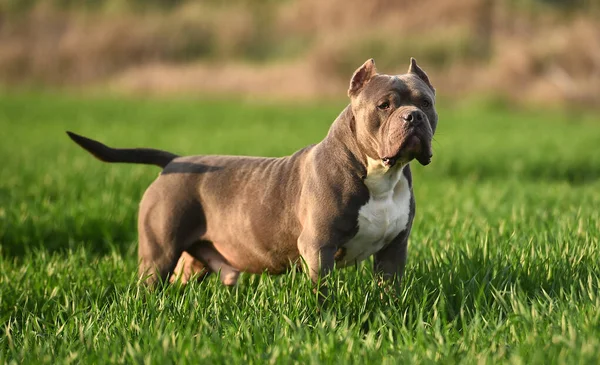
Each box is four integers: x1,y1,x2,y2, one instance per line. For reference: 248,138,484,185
322,105,379,179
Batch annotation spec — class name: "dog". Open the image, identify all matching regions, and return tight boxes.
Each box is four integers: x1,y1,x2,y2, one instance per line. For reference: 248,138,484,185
67,58,437,297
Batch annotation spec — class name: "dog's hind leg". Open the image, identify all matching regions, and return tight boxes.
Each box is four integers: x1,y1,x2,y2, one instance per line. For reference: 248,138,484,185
136,187,192,286
169,250,210,284
135,176,211,286
188,242,240,286
137,216,182,286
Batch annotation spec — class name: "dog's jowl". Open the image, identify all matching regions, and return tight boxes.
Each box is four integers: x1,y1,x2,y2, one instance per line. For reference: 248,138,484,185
67,58,438,296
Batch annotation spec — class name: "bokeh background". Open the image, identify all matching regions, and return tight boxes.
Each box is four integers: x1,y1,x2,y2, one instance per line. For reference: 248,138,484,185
1,0,599,106
2,1,600,363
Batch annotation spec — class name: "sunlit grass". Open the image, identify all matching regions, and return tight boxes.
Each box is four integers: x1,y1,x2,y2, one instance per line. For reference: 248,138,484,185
1,92,599,364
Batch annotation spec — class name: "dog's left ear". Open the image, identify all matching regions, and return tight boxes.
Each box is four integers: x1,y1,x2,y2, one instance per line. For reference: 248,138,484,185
408,58,435,94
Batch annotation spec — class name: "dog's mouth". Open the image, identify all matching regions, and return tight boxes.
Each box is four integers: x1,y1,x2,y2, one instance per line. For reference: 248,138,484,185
382,134,432,168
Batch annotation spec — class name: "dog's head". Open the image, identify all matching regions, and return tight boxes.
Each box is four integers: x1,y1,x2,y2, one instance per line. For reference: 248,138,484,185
348,58,437,167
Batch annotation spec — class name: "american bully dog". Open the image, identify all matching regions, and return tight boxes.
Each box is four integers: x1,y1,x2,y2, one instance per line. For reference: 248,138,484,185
67,58,437,298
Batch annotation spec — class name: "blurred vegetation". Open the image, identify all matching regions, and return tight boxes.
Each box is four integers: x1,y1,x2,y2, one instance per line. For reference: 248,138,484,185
2,0,598,12
0,0,599,105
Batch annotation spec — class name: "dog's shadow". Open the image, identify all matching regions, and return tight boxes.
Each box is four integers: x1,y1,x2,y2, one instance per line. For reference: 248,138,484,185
2,161,226,259
1,214,138,258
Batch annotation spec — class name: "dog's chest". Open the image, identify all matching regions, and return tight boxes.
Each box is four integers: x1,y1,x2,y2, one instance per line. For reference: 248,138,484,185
337,161,411,266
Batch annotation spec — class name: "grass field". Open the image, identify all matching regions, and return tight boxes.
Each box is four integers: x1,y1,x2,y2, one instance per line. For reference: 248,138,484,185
1,92,600,364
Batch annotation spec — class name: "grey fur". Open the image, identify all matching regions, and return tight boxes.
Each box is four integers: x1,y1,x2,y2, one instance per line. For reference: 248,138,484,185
67,58,438,296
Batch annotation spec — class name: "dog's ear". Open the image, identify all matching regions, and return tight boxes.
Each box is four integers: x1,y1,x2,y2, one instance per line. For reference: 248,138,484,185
348,59,377,97
408,58,435,94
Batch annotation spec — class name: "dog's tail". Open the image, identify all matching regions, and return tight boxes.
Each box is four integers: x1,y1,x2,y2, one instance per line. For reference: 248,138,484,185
66,131,179,168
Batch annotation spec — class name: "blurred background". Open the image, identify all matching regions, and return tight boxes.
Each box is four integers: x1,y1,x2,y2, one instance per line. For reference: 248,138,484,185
1,0,599,106
2,3,600,361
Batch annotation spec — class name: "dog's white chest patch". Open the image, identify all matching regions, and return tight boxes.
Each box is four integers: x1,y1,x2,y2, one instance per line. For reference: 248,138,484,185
337,158,411,267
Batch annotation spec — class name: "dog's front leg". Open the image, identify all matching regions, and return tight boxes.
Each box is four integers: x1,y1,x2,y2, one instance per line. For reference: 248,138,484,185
373,229,410,294
298,232,337,303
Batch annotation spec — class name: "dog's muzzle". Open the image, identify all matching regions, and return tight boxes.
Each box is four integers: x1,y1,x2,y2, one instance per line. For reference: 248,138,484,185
381,108,433,167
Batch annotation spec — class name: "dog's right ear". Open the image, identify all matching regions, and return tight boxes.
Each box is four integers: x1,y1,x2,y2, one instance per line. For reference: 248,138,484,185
348,59,377,97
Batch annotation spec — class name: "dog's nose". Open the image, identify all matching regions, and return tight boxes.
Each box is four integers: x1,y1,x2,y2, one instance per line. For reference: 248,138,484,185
402,110,425,124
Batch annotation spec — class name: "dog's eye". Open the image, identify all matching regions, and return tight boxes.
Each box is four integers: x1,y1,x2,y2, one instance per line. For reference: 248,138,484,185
377,101,390,110
422,100,431,108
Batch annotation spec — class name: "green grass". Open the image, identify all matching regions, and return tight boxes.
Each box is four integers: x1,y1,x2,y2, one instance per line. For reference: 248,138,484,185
1,92,599,364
